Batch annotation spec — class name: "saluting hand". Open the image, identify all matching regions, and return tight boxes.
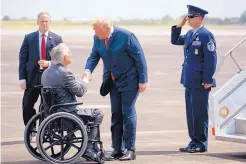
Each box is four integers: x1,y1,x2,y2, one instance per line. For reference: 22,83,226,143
139,83,147,93
177,16,187,28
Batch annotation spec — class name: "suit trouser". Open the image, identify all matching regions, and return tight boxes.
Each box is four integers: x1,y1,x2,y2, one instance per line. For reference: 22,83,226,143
22,87,42,125
22,71,43,126
82,108,104,149
185,87,211,150
64,107,104,149
110,85,139,151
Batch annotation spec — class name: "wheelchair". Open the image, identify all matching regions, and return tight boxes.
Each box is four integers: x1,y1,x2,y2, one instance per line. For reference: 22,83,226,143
24,85,105,164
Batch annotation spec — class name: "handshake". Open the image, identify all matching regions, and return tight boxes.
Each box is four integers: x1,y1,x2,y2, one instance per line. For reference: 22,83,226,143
82,69,92,83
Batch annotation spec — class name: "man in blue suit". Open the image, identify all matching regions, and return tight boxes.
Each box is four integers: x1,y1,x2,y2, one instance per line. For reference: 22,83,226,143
171,5,217,153
83,19,148,161
19,12,63,125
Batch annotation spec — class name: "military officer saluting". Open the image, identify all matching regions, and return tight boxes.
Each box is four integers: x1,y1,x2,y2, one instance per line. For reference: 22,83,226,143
171,5,217,153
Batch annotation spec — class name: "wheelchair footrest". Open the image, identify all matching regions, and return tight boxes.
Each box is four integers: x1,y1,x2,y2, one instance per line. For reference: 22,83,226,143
88,139,100,142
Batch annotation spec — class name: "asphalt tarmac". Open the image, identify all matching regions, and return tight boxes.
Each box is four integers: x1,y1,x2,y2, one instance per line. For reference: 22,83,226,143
1,28,246,163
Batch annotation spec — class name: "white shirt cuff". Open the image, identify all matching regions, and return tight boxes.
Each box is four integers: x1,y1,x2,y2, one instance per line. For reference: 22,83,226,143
48,61,52,67
85,69,91,73
20,79,26,83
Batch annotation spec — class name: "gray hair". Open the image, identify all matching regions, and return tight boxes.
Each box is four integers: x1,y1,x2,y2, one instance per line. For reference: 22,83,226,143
50,43,71,64
37,12,51,20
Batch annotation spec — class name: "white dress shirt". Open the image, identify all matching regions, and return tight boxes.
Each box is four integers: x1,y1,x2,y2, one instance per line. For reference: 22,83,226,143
108,25,114,38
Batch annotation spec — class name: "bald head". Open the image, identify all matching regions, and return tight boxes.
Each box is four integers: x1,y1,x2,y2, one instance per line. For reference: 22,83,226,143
92,18,112,39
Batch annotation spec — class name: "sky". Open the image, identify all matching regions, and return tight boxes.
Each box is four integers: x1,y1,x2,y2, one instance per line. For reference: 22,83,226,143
1,0,246,20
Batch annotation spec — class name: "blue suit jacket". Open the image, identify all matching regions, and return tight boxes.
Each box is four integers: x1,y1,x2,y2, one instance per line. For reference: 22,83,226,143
171,25,217,88
85,26,148,91
19,31,63,88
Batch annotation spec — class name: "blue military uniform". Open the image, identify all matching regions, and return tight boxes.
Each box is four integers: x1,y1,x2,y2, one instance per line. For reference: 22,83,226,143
171,5,217,152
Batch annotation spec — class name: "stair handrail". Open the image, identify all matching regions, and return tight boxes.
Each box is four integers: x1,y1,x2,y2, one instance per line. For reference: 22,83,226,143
214,36,246,77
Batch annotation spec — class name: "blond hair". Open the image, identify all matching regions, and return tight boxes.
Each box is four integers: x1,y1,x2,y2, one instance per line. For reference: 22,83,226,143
92,18,113,28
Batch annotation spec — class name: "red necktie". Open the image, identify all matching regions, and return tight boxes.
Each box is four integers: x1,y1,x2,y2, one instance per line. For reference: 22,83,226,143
105,38,114,81
41,34,46,60
105,38,109,48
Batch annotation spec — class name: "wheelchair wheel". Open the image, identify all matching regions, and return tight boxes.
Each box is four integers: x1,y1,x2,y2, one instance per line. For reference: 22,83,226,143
96,148,106,164
37,112,88,164
24,112,71,161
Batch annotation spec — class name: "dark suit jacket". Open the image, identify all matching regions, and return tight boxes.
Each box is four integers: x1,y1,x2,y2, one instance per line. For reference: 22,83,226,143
18,31,63,88
41,63,88,112
85,26,148,96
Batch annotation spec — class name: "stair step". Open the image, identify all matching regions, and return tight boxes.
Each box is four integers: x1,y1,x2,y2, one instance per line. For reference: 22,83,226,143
235,117,246,135
216,133,246,144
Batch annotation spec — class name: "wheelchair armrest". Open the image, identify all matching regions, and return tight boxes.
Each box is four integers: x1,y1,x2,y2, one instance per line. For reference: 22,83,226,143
53,102,84,107
49,102,83,114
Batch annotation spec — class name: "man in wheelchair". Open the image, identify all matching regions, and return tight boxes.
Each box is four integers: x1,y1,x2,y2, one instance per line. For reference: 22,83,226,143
41,43,104,161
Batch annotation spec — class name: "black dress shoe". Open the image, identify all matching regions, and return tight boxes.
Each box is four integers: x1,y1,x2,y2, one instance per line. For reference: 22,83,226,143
188,147,206,153
105,149,124,161
119,150,136,161
179,146,192,152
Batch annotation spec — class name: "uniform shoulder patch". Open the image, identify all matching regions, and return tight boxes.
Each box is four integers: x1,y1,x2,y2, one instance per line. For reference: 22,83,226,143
207,40,215,51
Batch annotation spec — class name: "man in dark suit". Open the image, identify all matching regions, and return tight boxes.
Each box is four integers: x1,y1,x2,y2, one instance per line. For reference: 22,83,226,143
171,5,217,153
18,12,63,125
82,19,148,161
